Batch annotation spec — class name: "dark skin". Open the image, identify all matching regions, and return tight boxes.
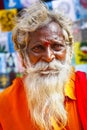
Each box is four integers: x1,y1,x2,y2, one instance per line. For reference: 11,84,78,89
27,21,67,65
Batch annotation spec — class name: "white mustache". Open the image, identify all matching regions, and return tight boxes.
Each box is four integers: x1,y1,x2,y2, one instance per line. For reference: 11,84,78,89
26,59,67,74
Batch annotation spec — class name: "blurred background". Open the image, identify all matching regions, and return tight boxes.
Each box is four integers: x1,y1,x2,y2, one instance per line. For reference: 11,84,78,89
0,0,87,89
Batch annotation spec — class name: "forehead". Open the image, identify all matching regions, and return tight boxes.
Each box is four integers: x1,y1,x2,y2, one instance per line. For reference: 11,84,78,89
29,21,63,43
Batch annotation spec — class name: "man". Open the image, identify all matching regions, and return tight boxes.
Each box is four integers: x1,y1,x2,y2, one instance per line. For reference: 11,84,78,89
0,2,87,130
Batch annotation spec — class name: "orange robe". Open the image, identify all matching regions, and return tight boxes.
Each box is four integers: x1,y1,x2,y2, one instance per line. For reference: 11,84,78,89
0,73,83,130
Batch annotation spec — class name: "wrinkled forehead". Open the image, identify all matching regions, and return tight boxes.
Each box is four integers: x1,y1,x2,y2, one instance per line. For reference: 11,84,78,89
36,21,63,34
29,21,64,42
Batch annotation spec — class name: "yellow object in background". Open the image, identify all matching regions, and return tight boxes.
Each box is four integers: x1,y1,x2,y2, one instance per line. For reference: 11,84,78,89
0,9,17,32
74,42,87,65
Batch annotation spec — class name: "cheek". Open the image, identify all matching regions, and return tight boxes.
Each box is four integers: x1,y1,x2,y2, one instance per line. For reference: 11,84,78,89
55,49,66,61
28,52,41,65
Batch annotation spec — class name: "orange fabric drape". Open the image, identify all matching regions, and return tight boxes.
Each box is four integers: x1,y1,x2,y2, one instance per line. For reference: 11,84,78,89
0,73,83,130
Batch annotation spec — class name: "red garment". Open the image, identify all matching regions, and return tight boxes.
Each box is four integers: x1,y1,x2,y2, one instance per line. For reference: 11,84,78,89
75,71,87,130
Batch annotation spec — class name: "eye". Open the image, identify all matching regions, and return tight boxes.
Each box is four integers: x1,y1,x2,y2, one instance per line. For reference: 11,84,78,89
52,43,65,51
31,45,44,53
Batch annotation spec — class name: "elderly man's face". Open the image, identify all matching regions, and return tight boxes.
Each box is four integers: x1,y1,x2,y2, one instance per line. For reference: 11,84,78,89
27,21,67,65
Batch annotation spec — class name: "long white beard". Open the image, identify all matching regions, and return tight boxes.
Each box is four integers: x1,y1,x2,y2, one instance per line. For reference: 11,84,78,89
24,47,72,130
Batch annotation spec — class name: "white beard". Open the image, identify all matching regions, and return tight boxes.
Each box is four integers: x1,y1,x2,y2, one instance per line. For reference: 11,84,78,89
24,47,72,130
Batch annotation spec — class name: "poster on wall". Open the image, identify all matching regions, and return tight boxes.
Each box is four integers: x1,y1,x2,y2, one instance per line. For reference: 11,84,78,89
0,31,9,53
0,9,17,32
7,32,15,53
74,0,87,20
0,54,6,73
0,73,10,88
52,0,76,21
78,0,87,19
74,42,87,65
3,0,23,9
5,53,18,73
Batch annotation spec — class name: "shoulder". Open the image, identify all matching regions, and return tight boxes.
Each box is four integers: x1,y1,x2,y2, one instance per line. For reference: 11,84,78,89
0,77,27,128
0,78,23,98
75,71,87,95
75,71,86,77
0,77,24,111
75,71,87,82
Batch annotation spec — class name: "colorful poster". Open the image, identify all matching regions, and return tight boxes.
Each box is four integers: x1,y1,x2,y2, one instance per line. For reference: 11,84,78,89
52,0,76,21
73,0,81,20
80,0,87,9
0,54,6,73
74,0,87,20
0,9,17,32
0,73,10,88
7,32,15,53
5,53,18,73
0,31,9,52
79,0,87,19
3,0,23,9
74,42,87,64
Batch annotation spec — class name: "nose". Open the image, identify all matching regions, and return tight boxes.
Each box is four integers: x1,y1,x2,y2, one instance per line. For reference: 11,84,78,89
42,47,55,63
